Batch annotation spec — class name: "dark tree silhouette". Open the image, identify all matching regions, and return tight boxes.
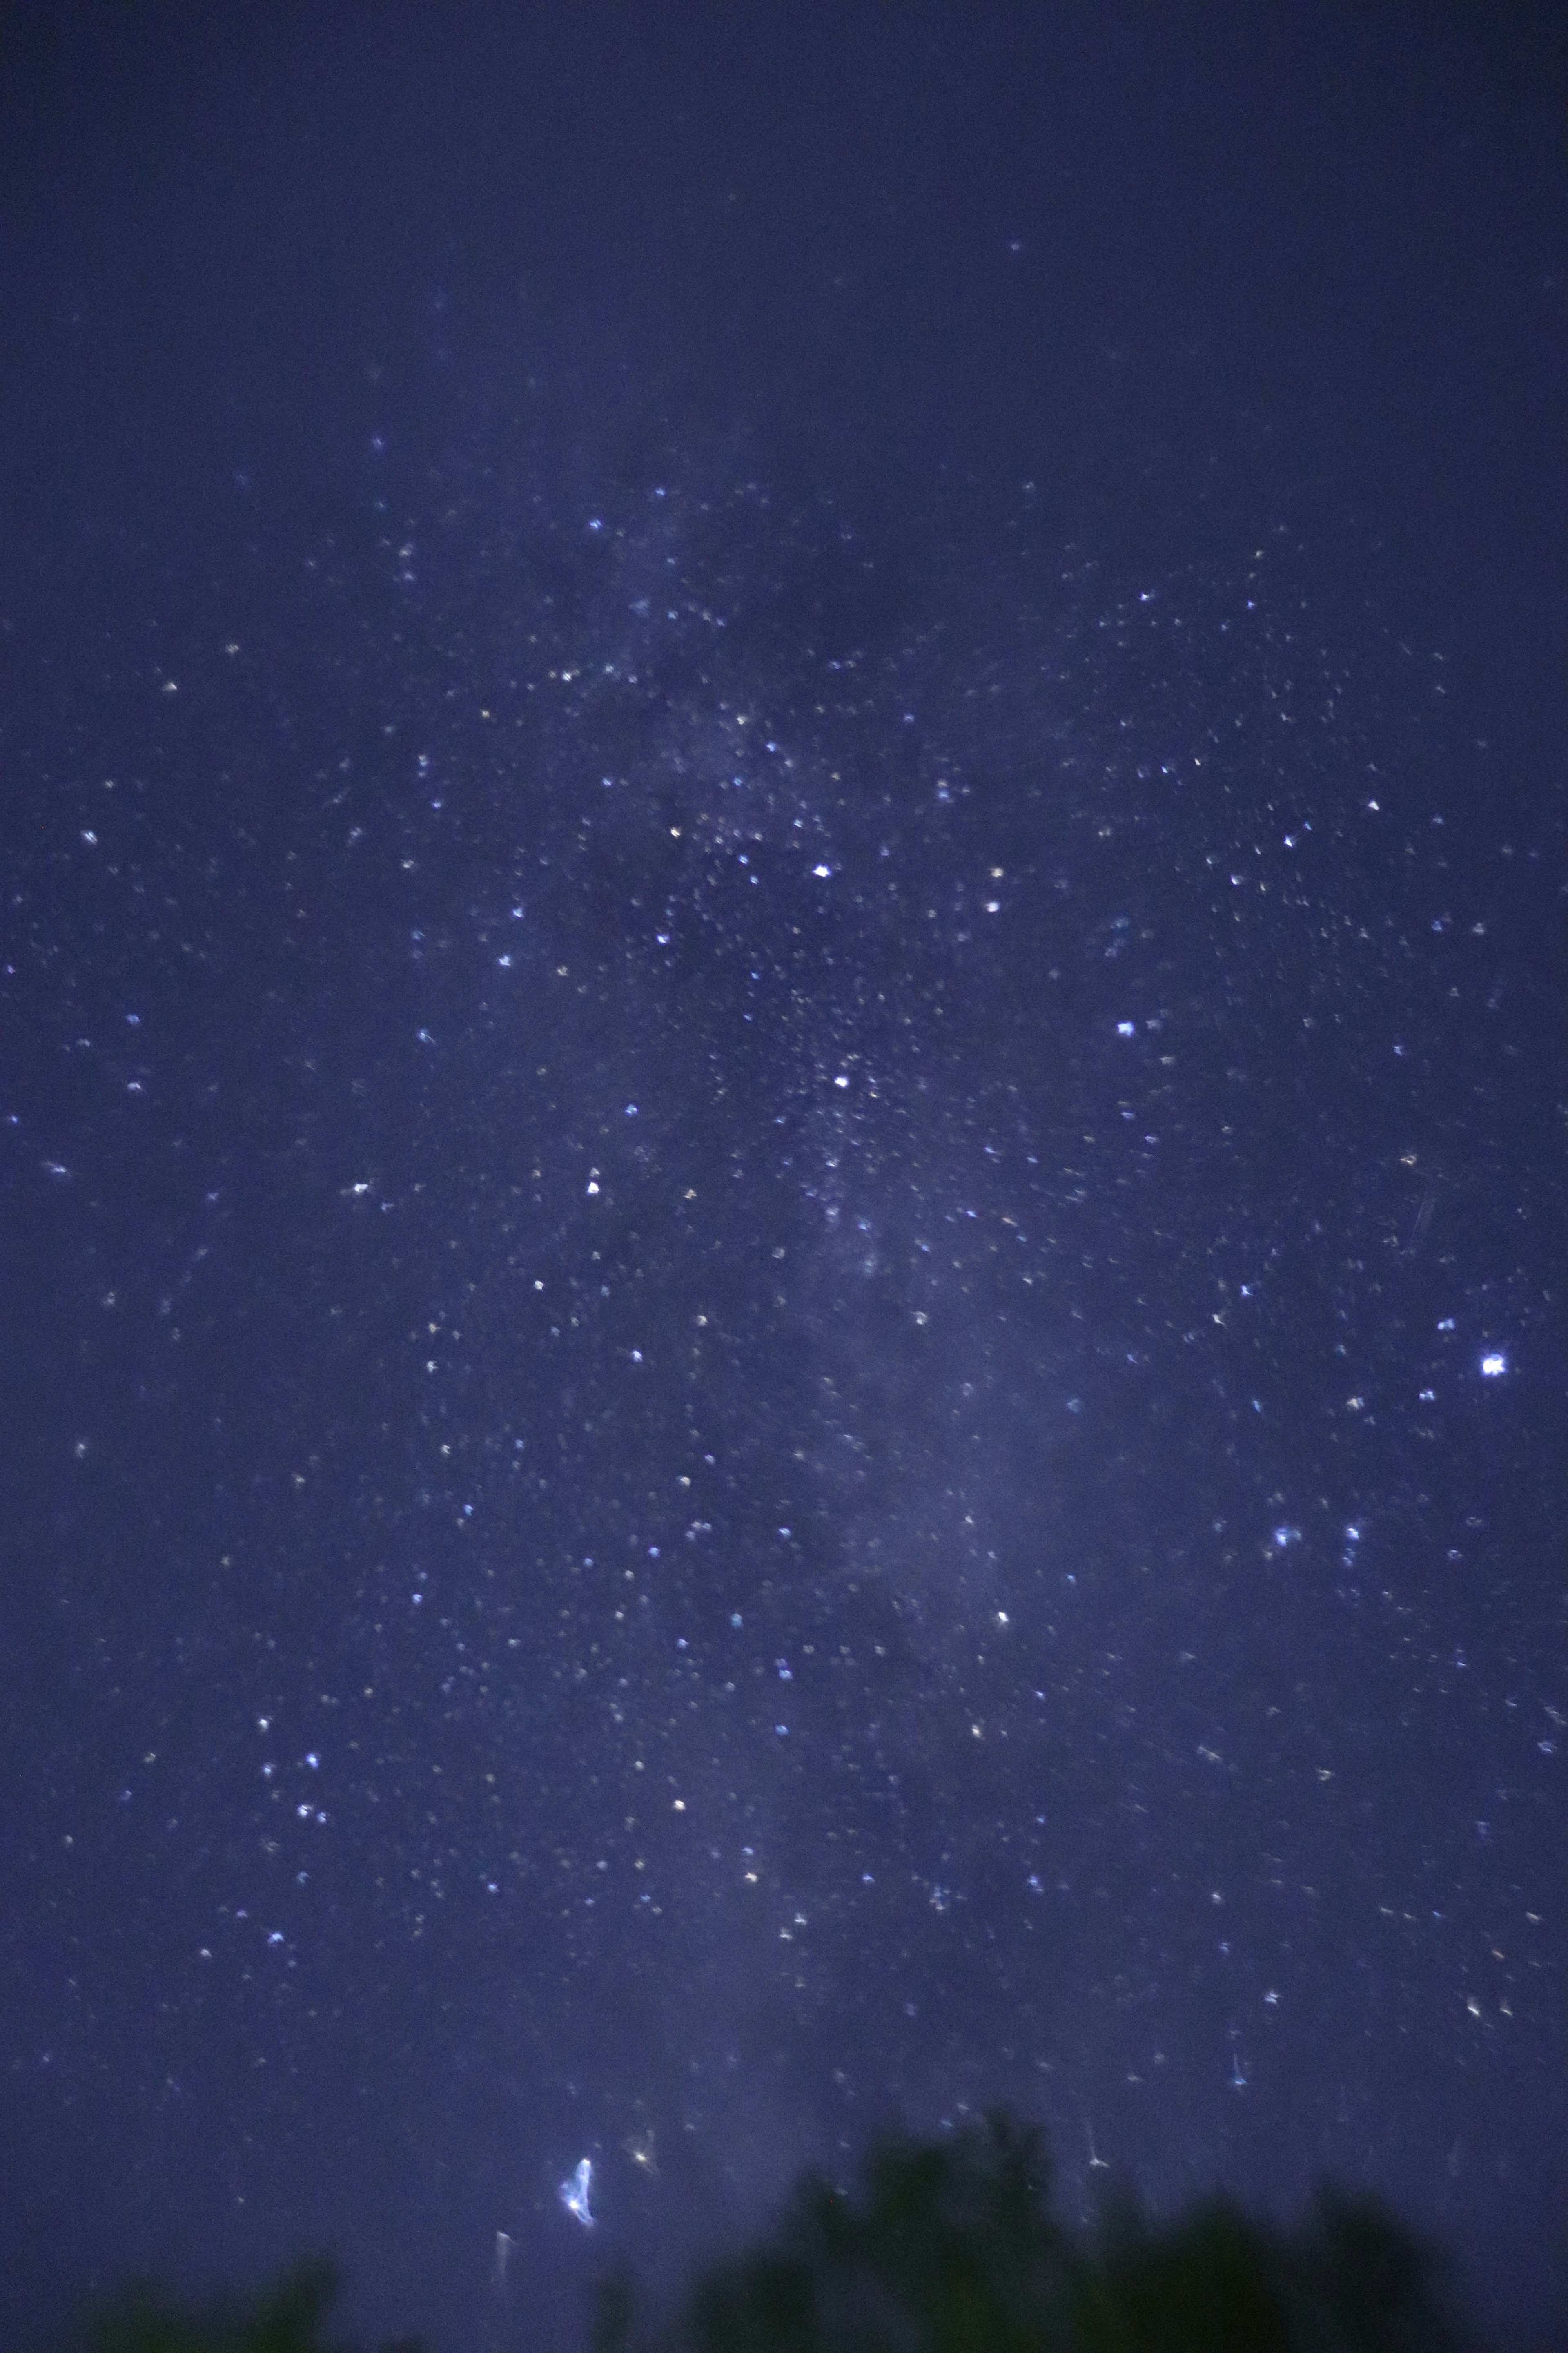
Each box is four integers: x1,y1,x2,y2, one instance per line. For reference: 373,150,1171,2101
686,2112,1077,2353
62,2116,1487,2353
86,2262,419,2353
656,2114,1478,2353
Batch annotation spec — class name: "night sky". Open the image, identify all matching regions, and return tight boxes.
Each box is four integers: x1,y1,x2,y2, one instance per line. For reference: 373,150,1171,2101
1,10,1562,2350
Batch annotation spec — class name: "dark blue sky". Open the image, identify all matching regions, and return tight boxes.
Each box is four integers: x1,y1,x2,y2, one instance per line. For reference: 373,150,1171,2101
1,8,1562,2349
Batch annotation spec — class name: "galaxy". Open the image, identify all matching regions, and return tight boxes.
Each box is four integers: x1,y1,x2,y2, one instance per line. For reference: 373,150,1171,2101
0,11,1560,2350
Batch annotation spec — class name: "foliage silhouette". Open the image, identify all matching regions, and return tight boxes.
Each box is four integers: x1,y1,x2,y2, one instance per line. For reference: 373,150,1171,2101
85,2262,419,2353
62,2116,1486,2353
653,2113,1477,2353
